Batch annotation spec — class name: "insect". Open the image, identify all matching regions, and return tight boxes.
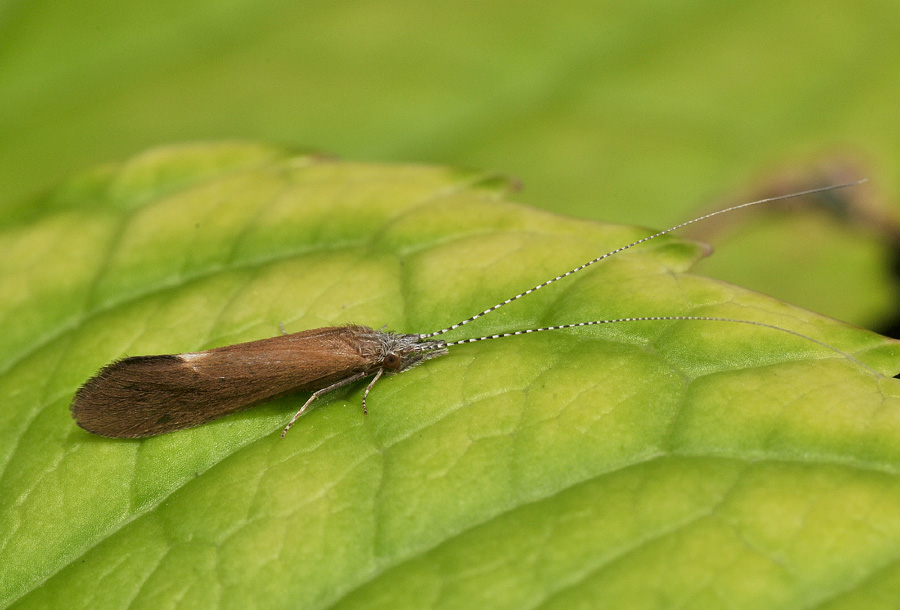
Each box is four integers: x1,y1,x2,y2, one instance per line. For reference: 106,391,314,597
70,181,872,439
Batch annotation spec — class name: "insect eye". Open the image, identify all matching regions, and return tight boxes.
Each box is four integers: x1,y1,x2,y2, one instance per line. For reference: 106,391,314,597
383,353,403,370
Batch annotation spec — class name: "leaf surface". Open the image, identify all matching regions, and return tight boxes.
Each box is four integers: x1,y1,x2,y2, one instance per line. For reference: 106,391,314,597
2,144,899,610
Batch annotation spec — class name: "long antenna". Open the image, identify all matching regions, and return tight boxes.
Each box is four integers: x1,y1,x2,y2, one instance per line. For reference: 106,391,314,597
419,180,867,340
432,316,879,376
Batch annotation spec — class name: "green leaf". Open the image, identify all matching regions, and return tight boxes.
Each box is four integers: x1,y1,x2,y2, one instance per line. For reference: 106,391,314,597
2,143,899,610
3,1,899,327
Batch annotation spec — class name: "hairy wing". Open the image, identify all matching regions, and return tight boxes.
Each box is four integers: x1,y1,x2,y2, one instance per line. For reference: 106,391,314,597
71,327,372,438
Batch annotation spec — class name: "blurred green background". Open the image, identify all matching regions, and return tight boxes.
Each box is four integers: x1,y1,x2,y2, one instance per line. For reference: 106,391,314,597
2,0,898,328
